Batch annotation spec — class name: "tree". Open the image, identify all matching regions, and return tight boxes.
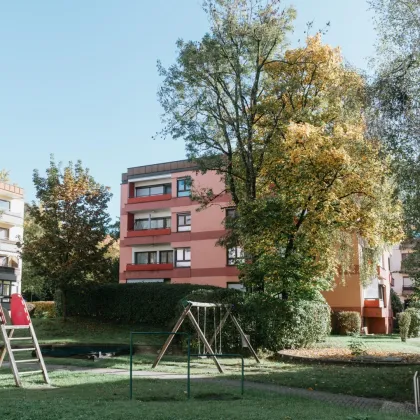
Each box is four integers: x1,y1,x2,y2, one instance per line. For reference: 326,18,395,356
368,0,420,235
0,169,9,183
233,36,403,296
158,0,296,204
159,0,403,295
20,203,51,301
22,158,114,318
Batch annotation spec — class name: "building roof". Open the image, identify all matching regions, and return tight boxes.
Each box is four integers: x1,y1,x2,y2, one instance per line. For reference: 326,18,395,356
0,182,24,197
121,159,197,183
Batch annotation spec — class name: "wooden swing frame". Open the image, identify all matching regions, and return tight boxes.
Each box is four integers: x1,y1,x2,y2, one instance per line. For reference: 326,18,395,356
152,300,260,373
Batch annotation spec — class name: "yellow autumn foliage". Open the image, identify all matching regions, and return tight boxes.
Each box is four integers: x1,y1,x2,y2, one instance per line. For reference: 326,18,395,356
240,35,403,293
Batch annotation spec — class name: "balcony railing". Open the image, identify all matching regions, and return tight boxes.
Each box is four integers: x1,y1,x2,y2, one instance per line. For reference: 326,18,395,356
364,298,384,308
126,263,173,271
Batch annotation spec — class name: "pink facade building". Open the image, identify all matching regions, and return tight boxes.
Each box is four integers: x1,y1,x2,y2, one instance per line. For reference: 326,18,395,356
119,160,241,288
119,159,393,334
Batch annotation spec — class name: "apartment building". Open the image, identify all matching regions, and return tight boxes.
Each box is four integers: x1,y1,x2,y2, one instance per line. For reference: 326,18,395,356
390,242,415,301
119,160,241,287
119,159,393,333
323,240,393,334
0,182,24,308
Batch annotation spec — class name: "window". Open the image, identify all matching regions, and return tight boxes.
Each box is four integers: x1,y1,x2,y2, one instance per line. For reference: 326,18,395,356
134,217,171,230
378,284,384,301
0,281,11,297
0,200,10,211
0,228,9,240
175,248,191,267
177,178,191,197
227,247,244,266
226,208,237,219
135,251,157,265
177,213,191,231
0,256,8,267
135,184,171,198
403,276,414,290
227,283,246,292
159,251,173,264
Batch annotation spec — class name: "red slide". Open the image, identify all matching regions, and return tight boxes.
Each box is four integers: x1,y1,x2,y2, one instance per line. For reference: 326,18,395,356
10,294,31,326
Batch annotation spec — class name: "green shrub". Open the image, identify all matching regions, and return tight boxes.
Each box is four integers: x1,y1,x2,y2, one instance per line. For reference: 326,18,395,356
390,289,404,314
181,289,331,351
405,308,420,337
397,311,411,342
336,311,361,335
57,283,218,327
29,301,56,318
348,333,367,356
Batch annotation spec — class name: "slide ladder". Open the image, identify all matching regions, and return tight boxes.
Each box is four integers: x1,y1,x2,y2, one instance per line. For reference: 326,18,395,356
0,294,50,387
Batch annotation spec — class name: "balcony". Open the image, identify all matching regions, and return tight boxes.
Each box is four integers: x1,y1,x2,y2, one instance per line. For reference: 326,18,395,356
126,263,173,271
364,298,384,308
0,266,18,281
127,193,172,205
127,228,171,238
0,211,23,227
0,238,19,253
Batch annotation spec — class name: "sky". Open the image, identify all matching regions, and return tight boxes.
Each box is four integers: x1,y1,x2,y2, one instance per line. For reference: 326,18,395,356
0,0,377,219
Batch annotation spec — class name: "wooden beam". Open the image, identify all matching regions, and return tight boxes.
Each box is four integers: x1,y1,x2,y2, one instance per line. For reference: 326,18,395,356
0,328,13,368
152,303,192,369
29,323,50,385
0,325,21,387
230,314,261,363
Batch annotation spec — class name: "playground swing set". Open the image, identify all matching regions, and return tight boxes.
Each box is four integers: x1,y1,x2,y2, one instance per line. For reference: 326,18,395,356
152,300,260,373
0,294,50,387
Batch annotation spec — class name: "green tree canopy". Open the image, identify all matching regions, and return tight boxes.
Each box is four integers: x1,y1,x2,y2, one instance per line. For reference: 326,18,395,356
22,158,114,317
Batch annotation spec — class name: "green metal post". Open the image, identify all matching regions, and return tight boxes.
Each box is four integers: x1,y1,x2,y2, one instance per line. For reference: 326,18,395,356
241,357,244,395
129,332,133,400
187,334,191,400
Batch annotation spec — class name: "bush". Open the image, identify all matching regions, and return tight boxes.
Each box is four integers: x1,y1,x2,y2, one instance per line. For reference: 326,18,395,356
405,308,420,337
181,289,331,351
29,301,56,318
390,289,403,314
336,311,361,335
397,311,411,342
57,283,218,327
348,333,368,356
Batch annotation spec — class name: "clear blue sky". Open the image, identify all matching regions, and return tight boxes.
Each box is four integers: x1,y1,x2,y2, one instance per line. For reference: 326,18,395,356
0,0,376,219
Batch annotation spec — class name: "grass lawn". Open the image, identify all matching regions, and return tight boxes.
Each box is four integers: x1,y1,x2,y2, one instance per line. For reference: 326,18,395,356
0,369,414,420
281,334,420,363
319,334,420,353
2,319,418,404
43,353,419,403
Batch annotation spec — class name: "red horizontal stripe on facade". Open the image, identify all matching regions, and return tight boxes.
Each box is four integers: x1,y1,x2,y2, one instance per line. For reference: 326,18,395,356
126,263,173,271
126,228,171,238
127,194,172,204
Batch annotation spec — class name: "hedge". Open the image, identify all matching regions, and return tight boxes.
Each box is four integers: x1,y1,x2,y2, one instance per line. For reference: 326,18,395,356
56,283,219,327
28,301,56,318
336,311,361,335
180,289,331,351
405,308,420,337
397,311,411,342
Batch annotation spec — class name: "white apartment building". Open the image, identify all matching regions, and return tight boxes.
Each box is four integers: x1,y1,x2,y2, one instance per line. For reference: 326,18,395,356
390,242,415,301
0,182,24,308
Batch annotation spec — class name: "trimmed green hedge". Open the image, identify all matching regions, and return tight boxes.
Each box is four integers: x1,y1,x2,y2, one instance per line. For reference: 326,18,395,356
336,311,361,335
28,301,56,318
57,283,218,327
